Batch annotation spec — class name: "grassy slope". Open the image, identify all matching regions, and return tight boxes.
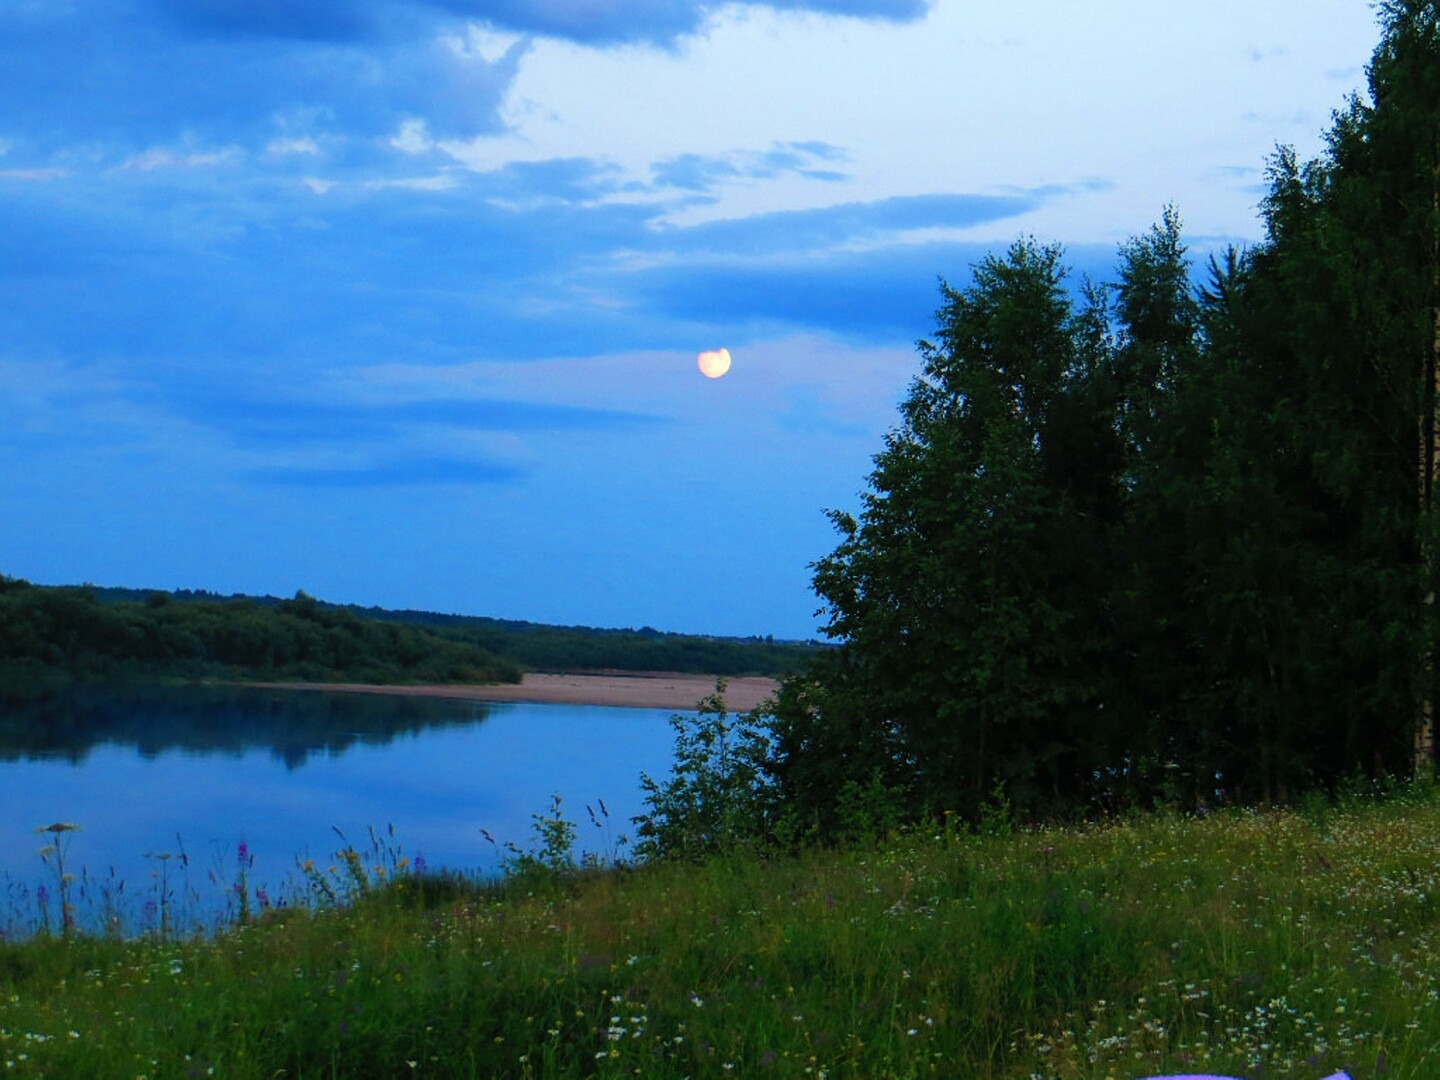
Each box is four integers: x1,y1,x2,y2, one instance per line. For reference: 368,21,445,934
3,793,1438,1078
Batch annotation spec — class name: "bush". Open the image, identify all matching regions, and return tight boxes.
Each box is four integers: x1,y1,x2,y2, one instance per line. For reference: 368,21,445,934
633,679,778,860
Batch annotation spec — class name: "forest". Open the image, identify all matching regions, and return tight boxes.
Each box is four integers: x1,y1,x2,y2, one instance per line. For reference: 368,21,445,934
720,0,1440,834
0,576,814,692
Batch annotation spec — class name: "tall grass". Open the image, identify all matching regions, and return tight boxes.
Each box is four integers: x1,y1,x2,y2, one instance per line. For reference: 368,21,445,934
2,790,1438,1077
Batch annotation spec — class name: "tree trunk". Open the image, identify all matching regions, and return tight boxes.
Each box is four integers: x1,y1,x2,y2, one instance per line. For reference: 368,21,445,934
1418,151,1440,778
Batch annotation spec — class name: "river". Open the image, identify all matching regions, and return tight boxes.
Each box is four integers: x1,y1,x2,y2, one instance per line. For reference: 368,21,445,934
0,683,682,936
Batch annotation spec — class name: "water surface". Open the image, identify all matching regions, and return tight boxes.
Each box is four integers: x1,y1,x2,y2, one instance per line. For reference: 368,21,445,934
0,683,681,934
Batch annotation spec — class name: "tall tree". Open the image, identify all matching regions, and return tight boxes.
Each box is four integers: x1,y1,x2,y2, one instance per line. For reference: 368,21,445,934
1263,0,1440,774
767,5,1440,833
1365,0,1440,771
1105,210,1210,799
800,239,1123,819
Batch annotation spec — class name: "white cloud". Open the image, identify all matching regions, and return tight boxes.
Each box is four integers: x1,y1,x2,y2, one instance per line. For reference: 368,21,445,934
120,146,242,172
365,173,459,192
265,136,320,156
390,118,434,155
0,167,69,181
341,334,912,436
441,23,528,65
440,0,1378,244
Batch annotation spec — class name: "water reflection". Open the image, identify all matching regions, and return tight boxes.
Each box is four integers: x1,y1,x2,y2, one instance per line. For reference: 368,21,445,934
0,682,492,768
0,684,680,937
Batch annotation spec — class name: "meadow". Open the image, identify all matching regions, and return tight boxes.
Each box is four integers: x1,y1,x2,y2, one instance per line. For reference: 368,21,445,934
1,786,1437,1079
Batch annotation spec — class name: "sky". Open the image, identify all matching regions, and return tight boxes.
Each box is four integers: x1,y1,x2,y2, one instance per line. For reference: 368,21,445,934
0,0,1383,641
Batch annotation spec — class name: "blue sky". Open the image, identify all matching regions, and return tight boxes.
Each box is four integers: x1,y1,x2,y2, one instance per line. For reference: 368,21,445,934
0,0,1379,639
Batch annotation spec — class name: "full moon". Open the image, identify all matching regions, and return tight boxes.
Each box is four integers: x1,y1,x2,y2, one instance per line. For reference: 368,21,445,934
697,347,732,379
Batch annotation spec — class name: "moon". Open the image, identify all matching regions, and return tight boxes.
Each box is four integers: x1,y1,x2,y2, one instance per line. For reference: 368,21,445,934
697,347,732,379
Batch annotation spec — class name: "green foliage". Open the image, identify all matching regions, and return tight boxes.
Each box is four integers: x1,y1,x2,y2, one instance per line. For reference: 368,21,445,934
4,576,816,682
0,578,523,688
785,3,1440,828
633,679,780,860
344,610,815,678
975,779,1015,839
3,794,1440,1077
832,766,909,841
498,794,581,890
800,237,1131,822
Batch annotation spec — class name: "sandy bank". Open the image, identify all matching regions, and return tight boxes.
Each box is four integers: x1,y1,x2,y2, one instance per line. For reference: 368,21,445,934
245,671,780,712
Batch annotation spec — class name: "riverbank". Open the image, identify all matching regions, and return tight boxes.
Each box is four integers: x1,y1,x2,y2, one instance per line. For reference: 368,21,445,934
3,789,1434,1076
244,670,780,711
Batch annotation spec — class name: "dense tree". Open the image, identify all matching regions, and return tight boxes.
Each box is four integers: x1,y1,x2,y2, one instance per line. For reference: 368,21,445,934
0,578,813,689
775,2,1440,825
0,578,523,689
788,240,1126,819
1205,0,1440,784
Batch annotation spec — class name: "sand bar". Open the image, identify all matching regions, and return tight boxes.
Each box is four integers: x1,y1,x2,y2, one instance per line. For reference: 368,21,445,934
244,671,781,712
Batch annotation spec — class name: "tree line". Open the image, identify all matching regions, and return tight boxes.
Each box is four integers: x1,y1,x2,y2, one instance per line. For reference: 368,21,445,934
337,605,816,677
0,579,521,689
749,1,1440,832
0,578,815,692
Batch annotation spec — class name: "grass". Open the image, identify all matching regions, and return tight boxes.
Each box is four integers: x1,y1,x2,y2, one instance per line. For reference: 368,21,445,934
2,789,1439,1077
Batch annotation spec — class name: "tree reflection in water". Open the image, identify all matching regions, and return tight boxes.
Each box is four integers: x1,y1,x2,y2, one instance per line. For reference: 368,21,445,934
0,682,490,769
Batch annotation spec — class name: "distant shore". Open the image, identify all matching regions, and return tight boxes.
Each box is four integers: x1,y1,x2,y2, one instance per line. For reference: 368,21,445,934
244,671,781,712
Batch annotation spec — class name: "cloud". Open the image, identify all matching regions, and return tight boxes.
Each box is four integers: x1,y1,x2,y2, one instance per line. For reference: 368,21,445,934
478,157,629,204
634,239,1122,342
0,137,1109,388
431,0,931,47
774,384,870,438
121,147,243,172
658,192,1038,256
153,0,380,42
0,2,526,156
247,457,525,487
0,0,932,172
651,141,849,193
188,396,669,446
0,167,68,182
